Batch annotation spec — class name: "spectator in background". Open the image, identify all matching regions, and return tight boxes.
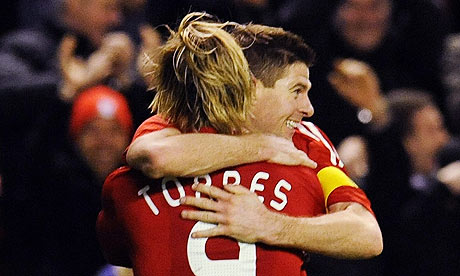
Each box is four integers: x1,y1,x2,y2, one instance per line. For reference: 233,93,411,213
369,88,456,276
392,93,460,276
1,85,133,275
280,0,450,144
67,86,133,182
330,58,458,275
39,85,132,275
0,1,145,272
0,0,124,91
0,0,152,127
442,33,460,136
0,4,153,272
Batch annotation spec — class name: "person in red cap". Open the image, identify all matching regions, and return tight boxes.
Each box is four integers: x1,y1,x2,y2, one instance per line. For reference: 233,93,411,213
70,85,133,182
7,84,134,276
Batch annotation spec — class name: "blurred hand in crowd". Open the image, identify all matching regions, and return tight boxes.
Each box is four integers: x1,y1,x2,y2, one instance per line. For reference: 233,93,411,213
99,32,135,87
328,58,389,127
437,161,460,196
59,32,135,101
137,25,163,86
337,135,369,183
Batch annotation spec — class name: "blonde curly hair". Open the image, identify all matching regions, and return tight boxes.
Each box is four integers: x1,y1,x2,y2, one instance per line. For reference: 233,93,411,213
141,12,253,134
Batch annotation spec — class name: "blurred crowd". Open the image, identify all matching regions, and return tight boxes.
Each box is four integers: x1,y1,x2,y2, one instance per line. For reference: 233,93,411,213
0,0,459,275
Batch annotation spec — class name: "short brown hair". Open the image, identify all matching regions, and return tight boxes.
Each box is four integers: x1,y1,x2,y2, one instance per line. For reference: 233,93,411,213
232,24,316,87
387,88,436,139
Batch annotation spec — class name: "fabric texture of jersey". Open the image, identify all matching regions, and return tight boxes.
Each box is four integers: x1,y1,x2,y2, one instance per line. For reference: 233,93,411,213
97,162,325,275
99,115,375,275
125,115,373,213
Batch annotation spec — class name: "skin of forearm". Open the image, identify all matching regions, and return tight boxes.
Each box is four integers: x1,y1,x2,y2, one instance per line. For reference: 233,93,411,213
258,203,383,259
127,131,273,178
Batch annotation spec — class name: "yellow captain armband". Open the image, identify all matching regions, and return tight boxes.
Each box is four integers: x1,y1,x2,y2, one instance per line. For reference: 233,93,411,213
317,166,359,208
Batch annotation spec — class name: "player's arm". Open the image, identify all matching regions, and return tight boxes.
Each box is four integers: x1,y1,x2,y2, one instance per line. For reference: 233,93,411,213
180,183,382,259
262,201,382,259
127,129,317,178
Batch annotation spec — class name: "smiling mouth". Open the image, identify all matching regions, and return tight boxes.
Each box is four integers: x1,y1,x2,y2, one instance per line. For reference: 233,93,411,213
286,119,299,129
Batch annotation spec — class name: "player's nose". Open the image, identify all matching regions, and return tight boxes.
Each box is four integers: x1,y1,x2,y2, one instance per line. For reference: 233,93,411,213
299,94,314,118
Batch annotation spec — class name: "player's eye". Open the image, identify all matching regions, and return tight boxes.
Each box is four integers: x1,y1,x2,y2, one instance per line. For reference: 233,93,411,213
292,87,303,95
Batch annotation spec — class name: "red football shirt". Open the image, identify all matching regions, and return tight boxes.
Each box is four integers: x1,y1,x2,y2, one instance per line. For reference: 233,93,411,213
97,115,374,275
125,115,373,212
98,162,325,275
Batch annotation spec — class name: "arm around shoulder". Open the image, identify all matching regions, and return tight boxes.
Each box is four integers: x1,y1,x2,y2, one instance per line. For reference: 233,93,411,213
181,183,382,259
261,202,382,259
127,130,316,178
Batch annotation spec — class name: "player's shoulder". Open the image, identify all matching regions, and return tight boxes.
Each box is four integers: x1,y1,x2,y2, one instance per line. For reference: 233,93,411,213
133,115,174,140
105,166,131,184
103,166,147,196
294,121,345,171
230,161,318,182
143,114,169,125
295,121,329,142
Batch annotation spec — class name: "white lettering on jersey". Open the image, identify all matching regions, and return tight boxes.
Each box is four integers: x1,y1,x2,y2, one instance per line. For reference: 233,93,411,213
187,221,256,275
223,170,241,186
270,179,292,211
194,174,212,198
162,177,186,207
250,172,268,203
138,185,160,215
139,171,293,215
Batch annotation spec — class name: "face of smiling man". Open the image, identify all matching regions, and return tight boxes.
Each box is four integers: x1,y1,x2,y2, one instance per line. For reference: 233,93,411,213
247,62,314,139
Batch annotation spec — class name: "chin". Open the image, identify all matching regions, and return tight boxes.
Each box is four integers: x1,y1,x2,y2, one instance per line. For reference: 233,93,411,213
282,129,295,140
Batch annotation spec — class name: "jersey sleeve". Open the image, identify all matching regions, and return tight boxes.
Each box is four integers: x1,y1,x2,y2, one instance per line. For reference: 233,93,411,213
122,115,175,162
96,168,133,267
295,122,374,215
317,166,374,215
327,186,374,215
295,121,346,173
131,114,173,142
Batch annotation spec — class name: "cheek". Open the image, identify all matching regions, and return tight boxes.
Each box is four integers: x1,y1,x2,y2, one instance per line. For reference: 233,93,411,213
252,94,275,117
77,133,97,152
416,131,440,153
85,7,109,27
111,133,130,151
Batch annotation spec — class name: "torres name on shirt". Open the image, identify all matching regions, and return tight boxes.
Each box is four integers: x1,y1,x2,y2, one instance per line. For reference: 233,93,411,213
99,161,325,276
97,114,374,275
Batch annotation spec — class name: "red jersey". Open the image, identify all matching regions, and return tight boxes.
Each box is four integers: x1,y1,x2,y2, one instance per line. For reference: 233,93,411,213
97,115,374,275
126,115,373,212
98,163,325,275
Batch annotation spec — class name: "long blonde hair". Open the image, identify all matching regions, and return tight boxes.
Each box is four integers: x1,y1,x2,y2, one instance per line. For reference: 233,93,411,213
141,12,253,134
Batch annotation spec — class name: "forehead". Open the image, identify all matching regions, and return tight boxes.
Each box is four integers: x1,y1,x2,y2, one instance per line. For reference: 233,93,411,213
277,62,310,83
